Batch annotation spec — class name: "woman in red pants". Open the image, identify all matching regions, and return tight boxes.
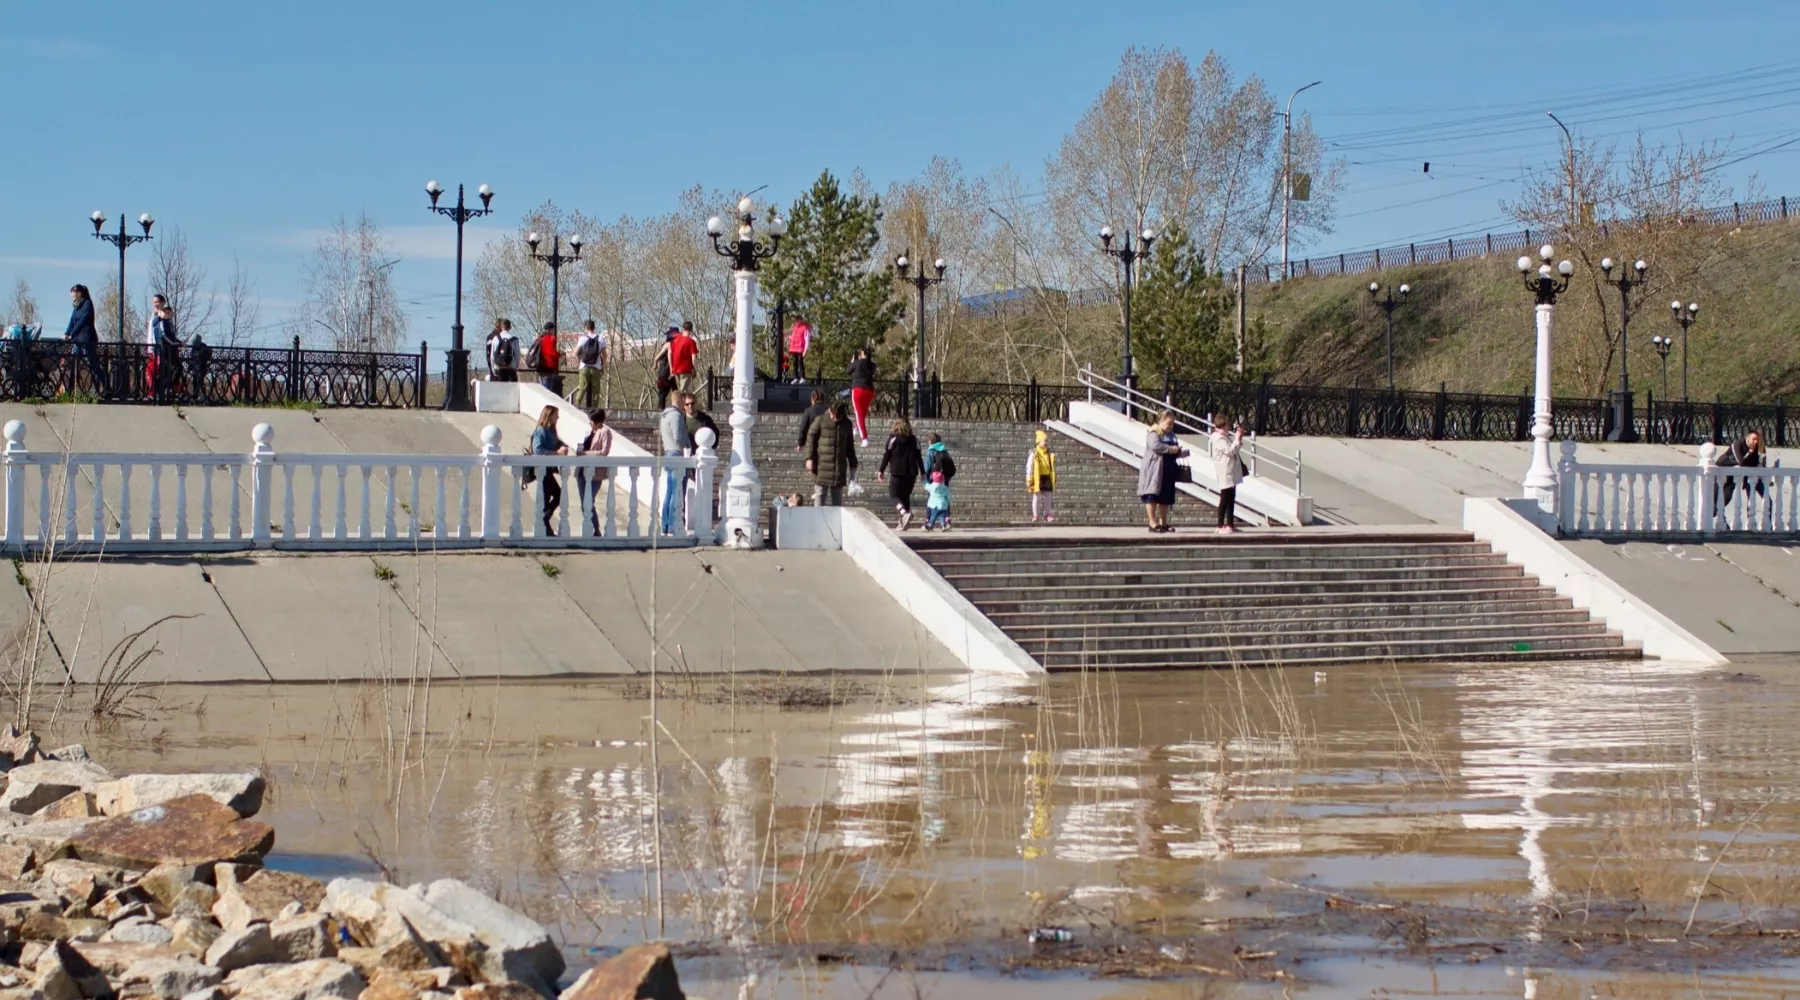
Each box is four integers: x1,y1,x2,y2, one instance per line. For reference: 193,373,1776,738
847,345,876,446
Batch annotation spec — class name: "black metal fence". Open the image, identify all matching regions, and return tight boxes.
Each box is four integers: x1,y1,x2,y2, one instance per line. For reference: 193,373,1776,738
0,337,428,408
1161,374,1796,447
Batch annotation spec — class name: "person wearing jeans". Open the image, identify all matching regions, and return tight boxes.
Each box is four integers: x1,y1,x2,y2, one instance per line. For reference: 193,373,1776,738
657,391,691,534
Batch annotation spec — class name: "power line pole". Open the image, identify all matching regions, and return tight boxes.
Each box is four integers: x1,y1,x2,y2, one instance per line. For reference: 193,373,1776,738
1281,80,1322,279
1235,264,1247,374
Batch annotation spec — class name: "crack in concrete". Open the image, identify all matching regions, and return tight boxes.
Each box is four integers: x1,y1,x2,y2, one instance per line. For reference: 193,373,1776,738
1706,543,1800,612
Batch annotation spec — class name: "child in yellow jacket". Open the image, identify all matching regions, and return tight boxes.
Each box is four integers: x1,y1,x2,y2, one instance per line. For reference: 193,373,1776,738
1026,429,1057,522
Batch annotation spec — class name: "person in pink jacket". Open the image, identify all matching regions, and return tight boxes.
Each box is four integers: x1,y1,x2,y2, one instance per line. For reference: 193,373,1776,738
787,317,812,383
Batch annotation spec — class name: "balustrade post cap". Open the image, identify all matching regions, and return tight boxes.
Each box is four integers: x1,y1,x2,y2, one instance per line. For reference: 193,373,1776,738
1558,438,1577,459
695,428,717,451
2,421,24,447
251,423,275,447
1698,441,1717,462
480,424,503,448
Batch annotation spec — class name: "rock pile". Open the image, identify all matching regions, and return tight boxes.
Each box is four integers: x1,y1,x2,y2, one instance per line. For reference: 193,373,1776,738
0,727,685,1000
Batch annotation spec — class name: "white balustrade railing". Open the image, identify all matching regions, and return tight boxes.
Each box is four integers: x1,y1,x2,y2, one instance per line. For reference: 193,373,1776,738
1556,439,1799,537
0,420,720,553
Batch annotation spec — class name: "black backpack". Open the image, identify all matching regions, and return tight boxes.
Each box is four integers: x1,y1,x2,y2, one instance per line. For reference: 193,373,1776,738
525,339,545,371
577,335,601,366
492,336,517,368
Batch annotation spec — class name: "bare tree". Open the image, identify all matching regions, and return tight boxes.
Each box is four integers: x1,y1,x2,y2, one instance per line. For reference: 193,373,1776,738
222,255,261,347
8,278,38,328
95,272,141,343
298,215,408,351
146,226,217,341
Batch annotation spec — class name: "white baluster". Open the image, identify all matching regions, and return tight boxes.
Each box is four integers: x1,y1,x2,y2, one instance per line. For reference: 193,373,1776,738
626,459,641,538
229,462,244,541
359,466,373,539
557,463,570,539
36,463,50,542
92,464,106,541
334,464,347,539
435,467,446,539
280,465,295,541
694,429,717,543
201,465,214,542
2,421,26,550
383,465,397,538
409,465,421,540
1556,440,1577,534
174,465,189,542
118,462,134,541
509,466,523,539
307,464,322,541
458,464,472,539
1696,441,1717,535
147,463,162,541
63,468,77,544
604,464,617,538
479,425,502,541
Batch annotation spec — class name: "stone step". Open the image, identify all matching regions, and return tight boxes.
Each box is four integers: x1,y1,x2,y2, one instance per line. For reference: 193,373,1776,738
917,541,1496,564
928,554,1516,575
1001,607,1599,636
1021,619,1616,656
956,571,1536,604
935,564,1527,588
972,582,1565,615
1038,641,1637,671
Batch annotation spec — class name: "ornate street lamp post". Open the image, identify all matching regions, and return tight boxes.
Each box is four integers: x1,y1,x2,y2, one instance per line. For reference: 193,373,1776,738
1669,299,1700,402
1599,256,1647,442
706,197,787,548
1517,245,1574,512
425,181,493,411
894,252,946,418
1651,335,1672,400
89,211,154,343
1368,281,1411,392
1098,226,1156,392
526,232,582,335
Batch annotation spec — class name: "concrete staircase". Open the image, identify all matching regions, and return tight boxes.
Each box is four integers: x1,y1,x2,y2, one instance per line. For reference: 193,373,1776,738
605,410,1218,528
909,531,1640,669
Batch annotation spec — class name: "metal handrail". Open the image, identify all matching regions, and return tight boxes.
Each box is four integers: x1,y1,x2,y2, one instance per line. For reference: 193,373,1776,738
1077,366,1305,496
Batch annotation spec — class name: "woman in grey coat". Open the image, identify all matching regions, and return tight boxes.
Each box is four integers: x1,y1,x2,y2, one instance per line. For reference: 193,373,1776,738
1137,410,1188,533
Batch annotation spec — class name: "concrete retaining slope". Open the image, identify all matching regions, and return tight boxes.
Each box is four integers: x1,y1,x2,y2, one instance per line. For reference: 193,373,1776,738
0,548,962,683
1559,538,1800,659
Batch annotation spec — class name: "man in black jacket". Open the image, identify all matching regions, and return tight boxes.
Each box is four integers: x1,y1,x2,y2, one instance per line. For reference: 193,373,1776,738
795,390,827,453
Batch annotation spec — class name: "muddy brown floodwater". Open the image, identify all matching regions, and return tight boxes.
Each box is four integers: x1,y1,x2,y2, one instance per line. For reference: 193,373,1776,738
38,659,1800,997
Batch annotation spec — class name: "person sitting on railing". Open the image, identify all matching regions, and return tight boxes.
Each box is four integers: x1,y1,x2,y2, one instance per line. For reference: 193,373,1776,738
530,404,570,537
1717,428,1768,511
1210,418,1246,535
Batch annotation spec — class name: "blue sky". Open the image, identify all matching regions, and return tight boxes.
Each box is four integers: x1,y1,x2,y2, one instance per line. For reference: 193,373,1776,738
5,0,1798,349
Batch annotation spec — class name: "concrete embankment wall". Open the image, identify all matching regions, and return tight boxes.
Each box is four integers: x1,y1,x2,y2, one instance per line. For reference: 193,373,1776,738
2,548,962,683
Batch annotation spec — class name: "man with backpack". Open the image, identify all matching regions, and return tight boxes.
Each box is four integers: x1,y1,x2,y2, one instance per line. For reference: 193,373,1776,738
528,322,561,395
669,321,700,394
486,319,520,382
573,320,607,407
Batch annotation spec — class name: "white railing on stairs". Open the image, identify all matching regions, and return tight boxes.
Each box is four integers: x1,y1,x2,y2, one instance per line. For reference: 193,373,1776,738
1077,365,1306,495
1556,439,1799,537
0,420,720,553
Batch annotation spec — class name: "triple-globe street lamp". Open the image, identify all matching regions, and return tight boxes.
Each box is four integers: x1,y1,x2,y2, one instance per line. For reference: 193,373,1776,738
425,181,493,411
1517,245,1575,512
706,197,787,548
1098,226,1156,392
1598,256,1648,443
89,211,154,344
526,231,582,336
894,252,946,418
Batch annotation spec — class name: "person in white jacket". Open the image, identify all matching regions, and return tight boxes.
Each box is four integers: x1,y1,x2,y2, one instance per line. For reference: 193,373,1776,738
1210,419,1245,534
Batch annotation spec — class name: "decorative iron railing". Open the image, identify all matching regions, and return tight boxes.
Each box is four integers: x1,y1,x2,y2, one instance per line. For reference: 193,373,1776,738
0,337,428,408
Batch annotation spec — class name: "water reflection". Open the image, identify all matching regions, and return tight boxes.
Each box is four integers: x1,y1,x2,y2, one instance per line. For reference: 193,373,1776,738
62,658,1800,995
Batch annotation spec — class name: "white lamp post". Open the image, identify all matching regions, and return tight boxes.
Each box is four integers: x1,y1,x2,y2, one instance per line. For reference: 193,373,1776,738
706,198,786,548
1517,245,1574,512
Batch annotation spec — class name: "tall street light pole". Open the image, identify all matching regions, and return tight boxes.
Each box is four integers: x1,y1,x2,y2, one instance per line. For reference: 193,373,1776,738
1281,80,1321,278
1517,245,1574,513
1652,335,1672,401
707,197,787,548
526,232,583,334
426,180,493,411
1547,113,1577,231
1599,256,1646,443
1669,299,1699,402
89,211,154,343
894,251,946,419
1099,225,1155,394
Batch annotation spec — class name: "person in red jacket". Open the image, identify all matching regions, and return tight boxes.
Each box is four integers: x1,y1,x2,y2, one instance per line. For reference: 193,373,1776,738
787,317,812,383
669,321,700,394
532,322,562,395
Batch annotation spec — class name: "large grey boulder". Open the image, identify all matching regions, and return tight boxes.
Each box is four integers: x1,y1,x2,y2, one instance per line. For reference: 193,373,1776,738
122,956,224,1000
204,923,279,972
1,761,111,815
225,959,365,1000
422,880,563,989
95,773,266,820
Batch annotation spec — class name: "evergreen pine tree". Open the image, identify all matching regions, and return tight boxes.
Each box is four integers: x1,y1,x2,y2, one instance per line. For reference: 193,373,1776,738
1131,224,1236,383
760,171,903,379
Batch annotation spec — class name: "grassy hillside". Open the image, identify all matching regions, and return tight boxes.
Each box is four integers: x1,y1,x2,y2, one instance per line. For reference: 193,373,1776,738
1247,219,1800,402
